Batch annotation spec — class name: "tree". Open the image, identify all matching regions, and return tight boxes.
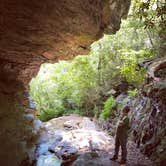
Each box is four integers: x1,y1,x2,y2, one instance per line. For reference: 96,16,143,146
30,2,158,121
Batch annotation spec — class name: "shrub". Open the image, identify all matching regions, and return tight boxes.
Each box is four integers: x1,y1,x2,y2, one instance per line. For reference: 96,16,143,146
37,109,64,122
63,109,84,116
100,96,116,119
128,89,138,97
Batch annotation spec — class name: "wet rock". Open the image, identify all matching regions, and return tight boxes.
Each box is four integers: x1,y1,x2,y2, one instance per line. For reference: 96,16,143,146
37,142,53,157
71,152,101,166
49,141,78,165
36,154,62,166
34,119,44,132
23,113,35,123
28,95,36,109
48,135,63,153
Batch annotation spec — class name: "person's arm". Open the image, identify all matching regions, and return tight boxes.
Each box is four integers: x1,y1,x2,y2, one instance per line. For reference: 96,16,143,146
118,116,129,127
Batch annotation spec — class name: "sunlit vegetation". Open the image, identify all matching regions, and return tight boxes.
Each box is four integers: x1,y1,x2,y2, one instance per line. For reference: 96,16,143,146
128,89,138,97
100,96,116,120
29,0,163,121
132,0,166,56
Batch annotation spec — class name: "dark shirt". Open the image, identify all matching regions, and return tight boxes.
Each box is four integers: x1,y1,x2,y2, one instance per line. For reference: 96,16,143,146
116,115,130,139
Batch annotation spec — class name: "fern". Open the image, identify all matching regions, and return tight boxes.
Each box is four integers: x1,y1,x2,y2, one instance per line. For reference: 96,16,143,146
100,96,116,119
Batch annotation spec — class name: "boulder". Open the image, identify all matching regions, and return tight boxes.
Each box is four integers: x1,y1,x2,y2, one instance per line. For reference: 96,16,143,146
36,154,62,166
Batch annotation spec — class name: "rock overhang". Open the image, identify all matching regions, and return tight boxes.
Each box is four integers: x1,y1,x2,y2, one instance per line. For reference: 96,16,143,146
0,1,134,165
0,0,131,91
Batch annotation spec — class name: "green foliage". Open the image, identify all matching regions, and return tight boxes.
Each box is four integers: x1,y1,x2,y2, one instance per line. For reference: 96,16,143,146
128,89,138,97
30,3,158,121
119,50,148,86
132,0,165,29
63,109,84,116
100,96,116,119
132,0,165,56
30,57,98,121
37,109,64,122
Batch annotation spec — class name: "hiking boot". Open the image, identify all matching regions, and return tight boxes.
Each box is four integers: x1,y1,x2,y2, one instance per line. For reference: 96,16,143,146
110,155,118,160
119,159,126,164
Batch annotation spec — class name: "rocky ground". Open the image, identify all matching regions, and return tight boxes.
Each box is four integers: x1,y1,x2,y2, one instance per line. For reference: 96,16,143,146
35,114,154,166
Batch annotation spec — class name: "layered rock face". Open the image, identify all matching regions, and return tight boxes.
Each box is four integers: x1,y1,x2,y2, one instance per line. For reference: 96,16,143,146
131,57,166,165
0,0,131,166
98,57,166,165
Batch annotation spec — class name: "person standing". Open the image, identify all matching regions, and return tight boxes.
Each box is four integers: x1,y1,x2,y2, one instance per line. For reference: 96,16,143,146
110,105,130,164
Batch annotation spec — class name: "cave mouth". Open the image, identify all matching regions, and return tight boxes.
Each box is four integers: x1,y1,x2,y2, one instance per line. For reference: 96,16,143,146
1,0,166,165
28,31,107,122
29,9,157,122
29,33,114,122
1,3,132,163
29,56,97,122
29,11,157,123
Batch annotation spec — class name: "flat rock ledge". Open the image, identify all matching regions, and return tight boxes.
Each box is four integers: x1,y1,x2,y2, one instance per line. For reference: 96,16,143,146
36,114,154,166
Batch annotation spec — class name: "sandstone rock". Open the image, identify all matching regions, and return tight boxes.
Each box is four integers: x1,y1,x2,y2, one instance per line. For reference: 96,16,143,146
33,119,44,134
130,57,166,165
0,1,132,165
98,57,166,165
54,141,78,165
79,117,97,130
44,115,113,151
63,120,80,130
36,114,154,166
0,0,131,91
48,136,63,153
0,94,38,166
36,115,114,165
71,152,101,166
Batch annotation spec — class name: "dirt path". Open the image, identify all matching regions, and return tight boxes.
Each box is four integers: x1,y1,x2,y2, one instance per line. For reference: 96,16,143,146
36,115,154,166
